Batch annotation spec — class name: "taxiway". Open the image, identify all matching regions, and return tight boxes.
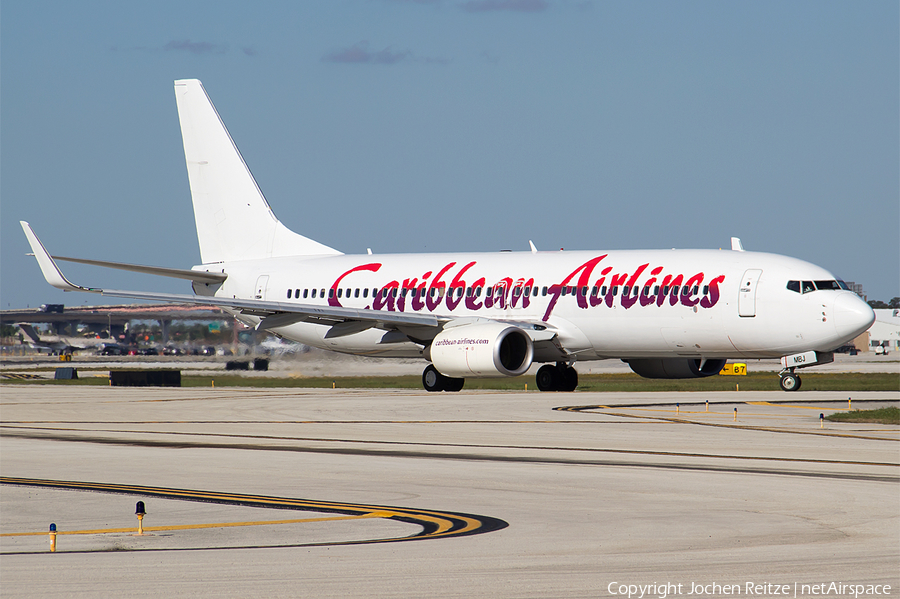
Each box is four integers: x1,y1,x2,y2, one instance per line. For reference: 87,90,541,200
1,385,897,598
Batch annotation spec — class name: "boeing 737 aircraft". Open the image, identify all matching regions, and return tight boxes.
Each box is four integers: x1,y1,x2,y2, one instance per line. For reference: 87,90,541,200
21,79,875,392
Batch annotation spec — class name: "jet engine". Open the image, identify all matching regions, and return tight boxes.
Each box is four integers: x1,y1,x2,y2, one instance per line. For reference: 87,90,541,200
429,322,533,378
626,358,727,379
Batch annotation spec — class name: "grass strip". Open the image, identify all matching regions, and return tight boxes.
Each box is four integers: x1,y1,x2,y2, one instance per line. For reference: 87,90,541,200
826,406,899,425
3,372,898,392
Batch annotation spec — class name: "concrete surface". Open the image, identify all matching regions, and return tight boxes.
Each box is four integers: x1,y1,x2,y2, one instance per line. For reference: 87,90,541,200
2,349,898,378
1,385,897,598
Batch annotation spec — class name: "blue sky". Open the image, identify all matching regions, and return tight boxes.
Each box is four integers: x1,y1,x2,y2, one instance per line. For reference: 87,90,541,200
2,0,897,309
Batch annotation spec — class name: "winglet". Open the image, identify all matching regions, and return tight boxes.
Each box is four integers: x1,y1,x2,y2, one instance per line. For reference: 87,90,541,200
529,240,538,253
20,222,98,292
730,237,745,252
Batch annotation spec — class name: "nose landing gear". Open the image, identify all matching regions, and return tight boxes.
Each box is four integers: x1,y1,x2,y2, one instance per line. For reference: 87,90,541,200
779,371,802,392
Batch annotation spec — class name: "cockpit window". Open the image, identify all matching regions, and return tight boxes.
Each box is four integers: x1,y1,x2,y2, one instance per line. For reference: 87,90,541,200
814,280,841,291
837,279,849,290
789,279,845,294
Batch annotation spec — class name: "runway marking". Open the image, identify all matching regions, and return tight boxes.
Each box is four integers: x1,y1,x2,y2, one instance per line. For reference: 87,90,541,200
0,477,506,553
554,402,899,441
1,512,393,536
1,430,897,483
747,401,845,410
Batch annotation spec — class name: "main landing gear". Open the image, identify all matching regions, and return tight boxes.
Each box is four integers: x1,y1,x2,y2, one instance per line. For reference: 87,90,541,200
422,364,464,392
536,362,578,392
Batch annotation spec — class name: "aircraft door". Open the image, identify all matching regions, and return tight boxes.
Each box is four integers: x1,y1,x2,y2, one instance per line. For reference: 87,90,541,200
255,275,269,300
738,269,762,317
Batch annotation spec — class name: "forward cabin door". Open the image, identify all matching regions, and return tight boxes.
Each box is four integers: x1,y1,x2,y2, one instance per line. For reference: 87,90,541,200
255,275,269,300
738,269,762,317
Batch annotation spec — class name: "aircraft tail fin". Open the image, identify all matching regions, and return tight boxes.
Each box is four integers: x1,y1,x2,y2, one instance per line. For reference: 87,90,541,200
17,324,42,344
174,79,341,264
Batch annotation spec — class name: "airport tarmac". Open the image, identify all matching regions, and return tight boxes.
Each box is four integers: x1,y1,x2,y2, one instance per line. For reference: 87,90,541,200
2,350,898,378
1,385,898,598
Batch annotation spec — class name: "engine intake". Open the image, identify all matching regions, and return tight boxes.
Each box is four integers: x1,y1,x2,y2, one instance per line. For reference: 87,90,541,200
430,322,533,378
627,358,727,379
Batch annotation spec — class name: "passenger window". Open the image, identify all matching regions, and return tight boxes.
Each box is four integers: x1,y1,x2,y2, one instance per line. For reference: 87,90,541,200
671,286,679,296
802,281,815,294
623,286,630,296
355,289,360,298
581,287,587,296
533,287,538,297
542,287,548,296
702,285,708,295
612,286,619,296
601,286,607,296
287,289,292,299
524,286,531,296
329,289,335,298
303,289,308,299
663,286,669,295
337,289,342,298
311,289,317,298
654,286,659,295
362,288,368,298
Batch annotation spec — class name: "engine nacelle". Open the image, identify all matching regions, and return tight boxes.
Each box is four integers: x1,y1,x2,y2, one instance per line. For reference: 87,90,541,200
626,358,727,379
430,322,533,378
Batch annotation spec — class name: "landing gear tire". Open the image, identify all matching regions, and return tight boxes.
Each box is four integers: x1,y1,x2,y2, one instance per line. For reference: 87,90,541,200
536,365,560,391
444,377,465,392
561,366,578,392
423,364,444,392
536,364,578,392
779,373,801,392
422,364,464,392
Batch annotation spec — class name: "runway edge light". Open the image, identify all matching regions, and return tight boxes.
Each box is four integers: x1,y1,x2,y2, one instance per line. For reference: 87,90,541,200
135,501,146,535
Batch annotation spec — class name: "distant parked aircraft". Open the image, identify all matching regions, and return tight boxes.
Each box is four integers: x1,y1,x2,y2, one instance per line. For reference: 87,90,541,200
16,323,106,355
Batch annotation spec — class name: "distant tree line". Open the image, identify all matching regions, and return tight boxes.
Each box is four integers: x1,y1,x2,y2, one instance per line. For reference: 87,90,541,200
867,297,900,309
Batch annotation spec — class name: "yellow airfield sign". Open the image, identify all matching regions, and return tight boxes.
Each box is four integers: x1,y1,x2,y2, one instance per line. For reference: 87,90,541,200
720,363,747,376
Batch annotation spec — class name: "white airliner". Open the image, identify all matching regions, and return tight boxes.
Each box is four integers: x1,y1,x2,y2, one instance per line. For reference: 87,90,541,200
21,79,875,392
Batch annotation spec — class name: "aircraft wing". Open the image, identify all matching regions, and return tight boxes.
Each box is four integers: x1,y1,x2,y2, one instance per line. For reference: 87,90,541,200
21,221,559,346
21,221,441,333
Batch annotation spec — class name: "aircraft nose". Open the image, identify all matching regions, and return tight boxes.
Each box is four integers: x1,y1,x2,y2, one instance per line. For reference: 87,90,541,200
833,293,875,339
